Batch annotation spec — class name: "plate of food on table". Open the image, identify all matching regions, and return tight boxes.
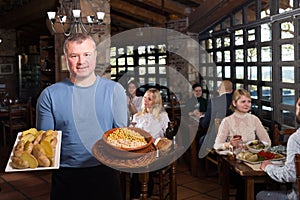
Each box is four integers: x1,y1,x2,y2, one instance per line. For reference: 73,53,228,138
5,128,62,172
237,140,285,165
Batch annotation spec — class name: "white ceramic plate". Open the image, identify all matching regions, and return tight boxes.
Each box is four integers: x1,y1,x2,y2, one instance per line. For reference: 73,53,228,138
5,130,62,172
246,140,270,153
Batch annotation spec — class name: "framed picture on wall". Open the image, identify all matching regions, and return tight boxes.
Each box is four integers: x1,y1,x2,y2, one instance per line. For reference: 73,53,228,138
0,64,13,74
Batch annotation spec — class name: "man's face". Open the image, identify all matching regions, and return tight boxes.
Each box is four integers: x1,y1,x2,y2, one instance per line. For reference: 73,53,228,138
218,83,225,95
65,39,97,80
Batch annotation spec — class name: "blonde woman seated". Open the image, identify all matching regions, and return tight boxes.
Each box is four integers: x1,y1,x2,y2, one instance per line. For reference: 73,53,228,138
130,88,170,199
213,88,271,199
214,88,271,150
132,88,170,139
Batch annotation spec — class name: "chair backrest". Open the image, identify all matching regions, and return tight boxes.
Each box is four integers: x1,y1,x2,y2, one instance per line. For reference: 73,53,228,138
7,103,30,127
273,123,296,146
294,154,300,200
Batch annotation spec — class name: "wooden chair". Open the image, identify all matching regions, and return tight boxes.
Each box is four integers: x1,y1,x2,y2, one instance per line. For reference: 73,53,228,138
273,123,296,146
294,154,300,200
2,103,30,146
204,118,222,175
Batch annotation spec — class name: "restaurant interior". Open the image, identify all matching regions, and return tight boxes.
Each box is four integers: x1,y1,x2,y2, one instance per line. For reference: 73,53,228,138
1,0,300,199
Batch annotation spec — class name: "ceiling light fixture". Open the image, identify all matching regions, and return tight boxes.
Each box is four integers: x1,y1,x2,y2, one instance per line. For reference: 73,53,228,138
47,0,105,36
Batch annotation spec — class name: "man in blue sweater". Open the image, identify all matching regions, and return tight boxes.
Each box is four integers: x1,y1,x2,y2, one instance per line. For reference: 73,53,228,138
36,33,127,200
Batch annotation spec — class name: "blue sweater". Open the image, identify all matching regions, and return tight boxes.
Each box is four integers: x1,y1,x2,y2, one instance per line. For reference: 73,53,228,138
36,76,128,167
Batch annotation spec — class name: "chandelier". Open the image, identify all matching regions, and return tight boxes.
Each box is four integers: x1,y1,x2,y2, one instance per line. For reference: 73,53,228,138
47,0,105,36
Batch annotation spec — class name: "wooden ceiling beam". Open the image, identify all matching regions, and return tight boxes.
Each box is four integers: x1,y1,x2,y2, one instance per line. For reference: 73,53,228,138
0,0,58,28
188,0,206,4
188,0,249,33
110,0,167,26
137,0,188,17
111,13,144,29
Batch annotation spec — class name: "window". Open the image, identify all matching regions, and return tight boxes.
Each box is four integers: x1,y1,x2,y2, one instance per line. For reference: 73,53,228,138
199,0,300,128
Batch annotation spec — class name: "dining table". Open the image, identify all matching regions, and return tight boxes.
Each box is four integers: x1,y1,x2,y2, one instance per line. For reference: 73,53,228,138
217,152,281,200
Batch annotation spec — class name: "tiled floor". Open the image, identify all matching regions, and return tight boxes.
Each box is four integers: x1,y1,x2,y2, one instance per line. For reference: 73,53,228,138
0,144,224,200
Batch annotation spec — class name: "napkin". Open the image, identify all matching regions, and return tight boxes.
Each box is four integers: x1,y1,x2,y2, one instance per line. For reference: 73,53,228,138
244,162,263,171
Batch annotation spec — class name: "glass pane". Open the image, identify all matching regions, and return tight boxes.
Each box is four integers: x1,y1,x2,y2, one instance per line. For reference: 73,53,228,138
127,46,134,55
248,29,256,41
217,66,222,78
118,67,126,73
236,66,244,79
225,66,231,78
127,57,134,65
110,47,116,56
209,52,214,63
281,21,294,39
200,52,206,63
235,49,244,62
208,39,213,49
224,50,230,62
235,29,244,45
118,57,125,66
149,77,156,84
159,66,166,74
208,67,214,77
216,38,222,48
138,46,146,54
262,86,271,101
281,110,295,127
158,55,167,65
261,46,272,62
148,56,156,65
110,58,116,66
262,66,272,81
262,105,272,119
159,78,167,86
234,10,243,25
139,67,146,75
147,45,156,54
216,51,222,62
281,66,294,83
148,66,156,74
236,83,244,89
118,47,125,55
279,0,293,13
208,80,214,92
201,67,207,76
248,66,257,80
247,3,256,23
247,48,257,62
260,1,270,19
158,44,166,53
139,77,145,85
224,36,230,47
261,23,272,42
281,44,294,61
127,67,134,72
139,57,146,65
111,68,116,75
249,85,258,99
282,88,295,105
